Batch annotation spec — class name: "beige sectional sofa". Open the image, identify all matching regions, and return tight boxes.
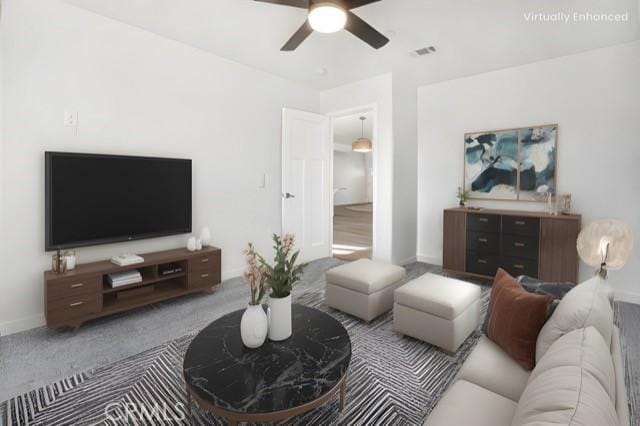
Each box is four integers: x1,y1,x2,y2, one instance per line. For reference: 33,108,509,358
425,276,630,426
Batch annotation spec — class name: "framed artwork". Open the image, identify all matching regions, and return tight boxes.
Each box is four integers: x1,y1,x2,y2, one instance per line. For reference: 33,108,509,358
464,124,557,201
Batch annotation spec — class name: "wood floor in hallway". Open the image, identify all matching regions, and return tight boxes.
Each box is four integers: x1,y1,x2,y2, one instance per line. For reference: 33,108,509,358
333,203,373,261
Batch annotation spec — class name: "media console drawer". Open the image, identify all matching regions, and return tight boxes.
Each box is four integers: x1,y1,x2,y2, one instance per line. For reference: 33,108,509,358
47,294,102,325
47,275,102,301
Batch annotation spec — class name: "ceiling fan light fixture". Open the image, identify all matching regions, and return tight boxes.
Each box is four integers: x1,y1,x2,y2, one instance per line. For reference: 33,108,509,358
308,3,347,34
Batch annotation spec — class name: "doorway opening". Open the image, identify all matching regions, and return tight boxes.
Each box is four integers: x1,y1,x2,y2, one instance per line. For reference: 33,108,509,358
331,110,374,261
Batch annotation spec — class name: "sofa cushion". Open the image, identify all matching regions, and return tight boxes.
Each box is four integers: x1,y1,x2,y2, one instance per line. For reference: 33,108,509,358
456,335,530,402
536,276,614,363
325,259,406,294
424,380,517,426
394,273,480,320
513,327,618,425
487,269,552,370
530,327,616,403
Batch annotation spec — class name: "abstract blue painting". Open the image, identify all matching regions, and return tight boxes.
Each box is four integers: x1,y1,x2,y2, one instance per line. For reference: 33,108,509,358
464,124,558,201
517,125,557,200
464,129,519,200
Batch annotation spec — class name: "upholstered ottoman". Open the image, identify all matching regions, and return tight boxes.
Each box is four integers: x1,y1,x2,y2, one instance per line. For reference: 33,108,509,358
393,273,481,354
325,259,407,321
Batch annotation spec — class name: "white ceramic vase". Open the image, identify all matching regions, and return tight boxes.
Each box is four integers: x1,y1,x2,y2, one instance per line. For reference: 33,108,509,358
196,239,203,251
240,304,268,349
267,294,292,341
200,227,212,247
187,237,197,252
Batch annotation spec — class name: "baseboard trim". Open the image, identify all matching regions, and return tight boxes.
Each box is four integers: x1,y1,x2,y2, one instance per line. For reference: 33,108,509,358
222,266,244,282
416,254,442,266
615,290,640,305
0,314,46,337
397,256,417,266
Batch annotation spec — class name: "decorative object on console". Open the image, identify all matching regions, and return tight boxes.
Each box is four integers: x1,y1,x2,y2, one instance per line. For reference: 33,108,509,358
241,243,269,348
107,270,142,288
51,252,67,273
110,253,144,266
556,193,572,214
196,239,202,251
200,226,212,247
577,219,634,279
456,186,470,207
464,124,557,201
487,269,553,370
257,233,306,341
186,236,197,252
64,250,77,270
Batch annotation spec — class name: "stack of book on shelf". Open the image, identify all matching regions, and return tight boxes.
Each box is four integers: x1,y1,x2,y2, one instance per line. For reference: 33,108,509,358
107,270,142,288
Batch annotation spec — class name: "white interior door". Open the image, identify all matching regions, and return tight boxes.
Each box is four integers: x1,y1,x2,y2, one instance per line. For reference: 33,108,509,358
282,108,331,262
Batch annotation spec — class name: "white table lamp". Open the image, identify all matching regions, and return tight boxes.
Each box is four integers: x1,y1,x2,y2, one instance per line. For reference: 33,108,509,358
577,219,634,279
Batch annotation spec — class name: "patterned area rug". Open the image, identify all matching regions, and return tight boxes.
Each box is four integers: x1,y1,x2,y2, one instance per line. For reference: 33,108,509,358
2,277,490,425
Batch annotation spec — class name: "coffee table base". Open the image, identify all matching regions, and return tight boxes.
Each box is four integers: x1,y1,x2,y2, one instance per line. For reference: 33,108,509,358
185,372,348,425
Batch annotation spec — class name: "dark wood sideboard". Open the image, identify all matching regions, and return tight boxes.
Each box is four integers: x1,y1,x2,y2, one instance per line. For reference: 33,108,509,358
44,246,221,329
443,208,581,283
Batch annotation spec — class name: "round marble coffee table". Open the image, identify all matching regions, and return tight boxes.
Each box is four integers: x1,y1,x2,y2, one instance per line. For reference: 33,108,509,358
183,304,351,425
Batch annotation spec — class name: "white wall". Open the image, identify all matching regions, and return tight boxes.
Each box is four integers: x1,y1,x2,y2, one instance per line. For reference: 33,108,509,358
0,0,319,335
321,74,394,262
417,41,640,302
333,150,368,206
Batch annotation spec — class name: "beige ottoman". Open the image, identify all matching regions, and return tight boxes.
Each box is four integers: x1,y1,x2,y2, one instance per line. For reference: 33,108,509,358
393,273,481,354
326,259,407,321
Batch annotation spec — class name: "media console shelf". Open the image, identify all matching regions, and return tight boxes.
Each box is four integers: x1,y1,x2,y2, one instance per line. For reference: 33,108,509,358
44,246,221,330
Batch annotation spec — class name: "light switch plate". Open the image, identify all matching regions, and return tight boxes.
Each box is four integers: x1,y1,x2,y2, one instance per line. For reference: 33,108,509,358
64,111,78,127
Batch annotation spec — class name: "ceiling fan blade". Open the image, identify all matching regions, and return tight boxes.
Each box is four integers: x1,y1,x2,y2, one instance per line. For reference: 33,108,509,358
254,0,309,8
344,0,382,9
344,11,389,49
281,21,314,51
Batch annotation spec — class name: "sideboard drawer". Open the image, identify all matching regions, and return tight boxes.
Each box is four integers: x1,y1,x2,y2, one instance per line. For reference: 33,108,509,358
466,231,499,254
502,216,540,237
189,252,220,274
47,294,102,325
501,234,539,260
467,213,500,233
47,275,102,301
189,271,218,289
501,256,539,278
466,251,499,276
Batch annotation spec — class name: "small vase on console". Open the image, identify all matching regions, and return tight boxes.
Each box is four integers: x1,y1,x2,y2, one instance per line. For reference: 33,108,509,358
240,305,268,349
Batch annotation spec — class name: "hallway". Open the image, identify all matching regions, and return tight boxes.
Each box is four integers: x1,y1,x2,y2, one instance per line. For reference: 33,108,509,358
332,203,373,261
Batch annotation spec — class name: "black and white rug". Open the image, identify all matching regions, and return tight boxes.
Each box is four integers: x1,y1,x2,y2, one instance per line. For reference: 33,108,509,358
2,275,491,425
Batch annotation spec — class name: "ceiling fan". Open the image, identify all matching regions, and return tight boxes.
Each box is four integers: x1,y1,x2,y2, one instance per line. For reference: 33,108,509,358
254,0,389,51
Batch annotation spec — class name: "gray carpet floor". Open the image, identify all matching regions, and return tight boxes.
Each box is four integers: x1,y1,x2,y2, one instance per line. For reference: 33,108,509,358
0,259,638,425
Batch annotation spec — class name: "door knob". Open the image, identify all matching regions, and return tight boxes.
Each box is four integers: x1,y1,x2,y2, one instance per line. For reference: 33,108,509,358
283,193,296,199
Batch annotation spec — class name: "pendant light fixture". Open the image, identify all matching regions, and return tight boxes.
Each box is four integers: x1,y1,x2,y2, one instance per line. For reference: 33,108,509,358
352,116,372,153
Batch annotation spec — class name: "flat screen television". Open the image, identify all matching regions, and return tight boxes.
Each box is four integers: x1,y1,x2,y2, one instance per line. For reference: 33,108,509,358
45,152,192,251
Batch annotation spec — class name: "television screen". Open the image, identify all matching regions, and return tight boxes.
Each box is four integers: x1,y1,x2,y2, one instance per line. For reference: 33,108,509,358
45,152,192,250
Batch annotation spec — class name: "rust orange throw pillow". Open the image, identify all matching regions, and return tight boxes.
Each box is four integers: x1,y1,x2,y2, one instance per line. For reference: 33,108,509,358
488,269,553,370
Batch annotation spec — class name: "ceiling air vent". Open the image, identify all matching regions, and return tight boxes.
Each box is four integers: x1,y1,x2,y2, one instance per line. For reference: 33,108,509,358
413,46,437,56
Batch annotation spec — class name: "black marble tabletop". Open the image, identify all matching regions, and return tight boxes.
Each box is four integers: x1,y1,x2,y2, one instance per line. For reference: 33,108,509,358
183,304,352,414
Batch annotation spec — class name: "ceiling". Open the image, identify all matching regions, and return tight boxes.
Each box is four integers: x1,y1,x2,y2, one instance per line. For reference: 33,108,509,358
333,112,373,146
65,0,640,90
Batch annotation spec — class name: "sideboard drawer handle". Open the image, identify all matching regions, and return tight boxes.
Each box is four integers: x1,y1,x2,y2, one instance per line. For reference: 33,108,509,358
69,301,84,307
201,258,209,263
478,238,488,243
515,220,526,225
477,259,488,264
478,218,489,223
201,273,209,278
513,264,525,269
514,242,525,247
70,283,84,288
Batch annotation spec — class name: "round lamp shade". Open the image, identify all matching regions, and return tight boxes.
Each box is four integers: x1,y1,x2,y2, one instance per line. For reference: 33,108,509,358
352,138,372,153
577,219,634,270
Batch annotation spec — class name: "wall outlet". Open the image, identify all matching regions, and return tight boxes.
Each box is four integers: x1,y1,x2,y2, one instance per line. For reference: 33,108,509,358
64,111,78,127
